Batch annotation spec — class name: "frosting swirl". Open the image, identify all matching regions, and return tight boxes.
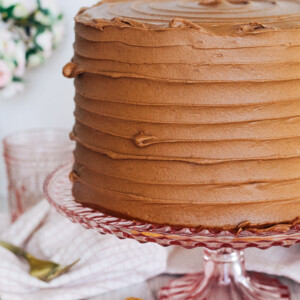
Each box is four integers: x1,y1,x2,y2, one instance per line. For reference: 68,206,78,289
76,0,300,32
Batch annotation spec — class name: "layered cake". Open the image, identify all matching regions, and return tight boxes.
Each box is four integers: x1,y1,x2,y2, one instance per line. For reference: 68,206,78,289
64,0,300,230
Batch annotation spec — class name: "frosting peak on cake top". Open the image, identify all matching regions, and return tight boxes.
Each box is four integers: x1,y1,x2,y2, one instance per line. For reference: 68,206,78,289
76,0,300,33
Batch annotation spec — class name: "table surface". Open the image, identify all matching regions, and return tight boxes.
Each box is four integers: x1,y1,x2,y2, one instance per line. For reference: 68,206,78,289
1,199,300,300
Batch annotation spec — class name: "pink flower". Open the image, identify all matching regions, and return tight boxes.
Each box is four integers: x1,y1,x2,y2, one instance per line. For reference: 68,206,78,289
0,60,12,88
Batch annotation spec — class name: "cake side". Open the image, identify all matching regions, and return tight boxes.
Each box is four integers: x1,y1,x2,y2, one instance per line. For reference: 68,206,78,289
64,0,300,230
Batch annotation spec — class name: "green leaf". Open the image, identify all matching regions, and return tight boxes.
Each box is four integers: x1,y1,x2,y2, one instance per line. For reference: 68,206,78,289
13,77,23,82
36,0,51,16
26,48,38,60
0,5,17,21
37,0,42,10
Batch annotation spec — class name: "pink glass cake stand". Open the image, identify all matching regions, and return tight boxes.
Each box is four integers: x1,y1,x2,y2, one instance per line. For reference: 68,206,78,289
44,163,300,300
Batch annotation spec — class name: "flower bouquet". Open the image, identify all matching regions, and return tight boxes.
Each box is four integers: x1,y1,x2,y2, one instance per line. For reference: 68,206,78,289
0,0,64,97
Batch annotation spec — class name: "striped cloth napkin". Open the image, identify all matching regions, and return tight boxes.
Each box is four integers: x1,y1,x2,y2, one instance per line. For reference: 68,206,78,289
0,200,167,300
1,200,300,300
0,213,9,234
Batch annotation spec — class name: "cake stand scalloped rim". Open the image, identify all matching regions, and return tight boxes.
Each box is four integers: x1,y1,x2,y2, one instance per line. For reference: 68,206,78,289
44,163,300,251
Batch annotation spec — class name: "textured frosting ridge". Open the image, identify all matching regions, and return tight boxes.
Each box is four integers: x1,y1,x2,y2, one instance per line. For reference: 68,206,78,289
66,0,300,229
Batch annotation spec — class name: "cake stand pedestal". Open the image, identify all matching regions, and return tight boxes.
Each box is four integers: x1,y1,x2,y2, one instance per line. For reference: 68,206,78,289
44,164,300,300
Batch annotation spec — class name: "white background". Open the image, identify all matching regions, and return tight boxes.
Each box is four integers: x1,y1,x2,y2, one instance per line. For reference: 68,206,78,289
0,0,97,206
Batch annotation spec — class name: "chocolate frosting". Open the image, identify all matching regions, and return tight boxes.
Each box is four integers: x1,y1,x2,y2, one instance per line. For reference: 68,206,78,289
65,0,300,229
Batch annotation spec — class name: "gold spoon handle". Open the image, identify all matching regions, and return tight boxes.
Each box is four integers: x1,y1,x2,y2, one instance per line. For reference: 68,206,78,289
0,240,29,260
0,240,80,282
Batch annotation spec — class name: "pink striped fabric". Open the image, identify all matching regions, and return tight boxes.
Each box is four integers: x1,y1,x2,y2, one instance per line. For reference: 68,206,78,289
0,200,167,300
1,201,300,300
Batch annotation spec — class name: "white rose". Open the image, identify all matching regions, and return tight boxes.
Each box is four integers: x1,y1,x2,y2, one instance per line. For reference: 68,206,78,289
0,25,26,75
0,33,16,55
0,0,19,8
52,22,64,47
27,52,43,68
39,0,59,16
0,0,36,12
6,39,16,54
0,26,13,52
13,4,31,18
35,29,53,56
0,60,12,88
34,10,51,25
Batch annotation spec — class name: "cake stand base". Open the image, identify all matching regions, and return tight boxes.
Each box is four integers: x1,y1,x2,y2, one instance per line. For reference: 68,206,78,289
159,248,290,300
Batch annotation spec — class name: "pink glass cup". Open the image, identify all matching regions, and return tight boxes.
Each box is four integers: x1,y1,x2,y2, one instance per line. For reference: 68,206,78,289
3,129,74,222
